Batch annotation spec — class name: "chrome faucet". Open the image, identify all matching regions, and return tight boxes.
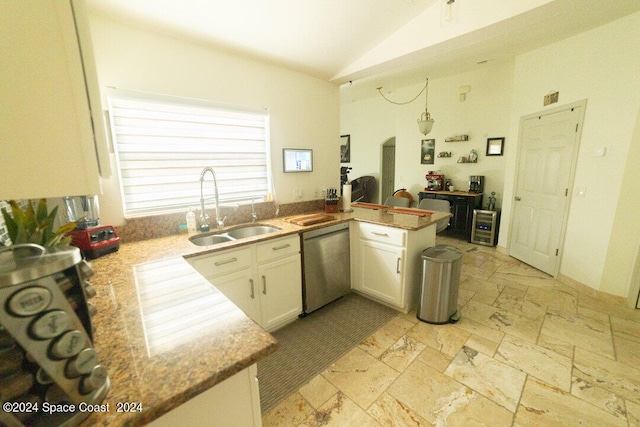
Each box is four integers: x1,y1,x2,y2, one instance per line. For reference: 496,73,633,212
251,196,258,223
199,167,226,231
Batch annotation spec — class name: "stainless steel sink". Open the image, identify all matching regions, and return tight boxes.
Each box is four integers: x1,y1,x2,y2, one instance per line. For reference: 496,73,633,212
188,224,280,246
189,233,234,246
226,225,280,239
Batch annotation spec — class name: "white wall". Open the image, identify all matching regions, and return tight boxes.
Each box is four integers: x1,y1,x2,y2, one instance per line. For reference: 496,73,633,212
87,12,340,225
502,12,640,295
340,61,514,206
342,12,640,299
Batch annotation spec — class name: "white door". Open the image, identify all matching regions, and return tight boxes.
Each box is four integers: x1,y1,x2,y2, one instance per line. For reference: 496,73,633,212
509,103,583,276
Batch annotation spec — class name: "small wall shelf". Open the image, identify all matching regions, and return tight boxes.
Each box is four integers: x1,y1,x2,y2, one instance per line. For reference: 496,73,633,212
445,135,469,142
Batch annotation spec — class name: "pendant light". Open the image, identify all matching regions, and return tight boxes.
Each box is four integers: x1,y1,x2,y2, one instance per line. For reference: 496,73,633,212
376,77,435,135
417,78,434,135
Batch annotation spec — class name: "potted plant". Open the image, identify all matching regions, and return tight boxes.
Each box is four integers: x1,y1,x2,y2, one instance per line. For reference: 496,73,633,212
1,199,76,248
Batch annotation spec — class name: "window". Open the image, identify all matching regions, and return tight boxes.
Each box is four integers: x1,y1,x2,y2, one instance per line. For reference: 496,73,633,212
107,88,271,217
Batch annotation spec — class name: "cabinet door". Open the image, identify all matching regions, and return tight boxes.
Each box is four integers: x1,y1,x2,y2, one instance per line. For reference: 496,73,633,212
258,255,302,331
210,269,260,322
148,365,262,427
358,239,405,306
1,0,102,199
451,202,470,232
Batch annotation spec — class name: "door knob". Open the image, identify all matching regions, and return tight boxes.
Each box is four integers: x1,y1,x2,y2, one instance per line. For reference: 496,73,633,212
514,196,521,201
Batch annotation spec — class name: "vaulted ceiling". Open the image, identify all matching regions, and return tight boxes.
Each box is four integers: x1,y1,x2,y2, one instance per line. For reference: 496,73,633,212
87,0,640,102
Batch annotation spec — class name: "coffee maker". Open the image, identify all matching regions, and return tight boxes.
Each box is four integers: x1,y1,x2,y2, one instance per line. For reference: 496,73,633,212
469,176,485,193
63,195,119,259
425,172,445,191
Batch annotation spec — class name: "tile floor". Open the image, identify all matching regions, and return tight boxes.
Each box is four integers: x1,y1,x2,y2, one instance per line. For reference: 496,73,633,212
262,236,640,426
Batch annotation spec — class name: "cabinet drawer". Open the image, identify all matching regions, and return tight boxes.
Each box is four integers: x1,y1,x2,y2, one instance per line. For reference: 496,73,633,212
454,196,474,204
358,222,406,246
189,247,252,278
256,235,300,263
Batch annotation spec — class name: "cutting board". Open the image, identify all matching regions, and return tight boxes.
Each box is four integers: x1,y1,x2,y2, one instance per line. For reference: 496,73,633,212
284,213,336,226
352,202,388,210
387,208,434,217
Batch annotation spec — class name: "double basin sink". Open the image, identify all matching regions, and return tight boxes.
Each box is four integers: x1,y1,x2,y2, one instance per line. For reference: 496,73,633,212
189,224,280,246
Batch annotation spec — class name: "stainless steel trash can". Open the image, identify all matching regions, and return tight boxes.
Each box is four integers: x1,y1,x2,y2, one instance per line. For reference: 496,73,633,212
417,245,462,324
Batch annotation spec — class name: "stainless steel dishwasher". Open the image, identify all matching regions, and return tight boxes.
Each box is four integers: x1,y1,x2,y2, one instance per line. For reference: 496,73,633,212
301,222,350,314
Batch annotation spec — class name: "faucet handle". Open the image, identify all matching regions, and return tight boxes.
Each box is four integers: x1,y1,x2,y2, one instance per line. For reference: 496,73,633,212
216,216,227,229
251,197,258,223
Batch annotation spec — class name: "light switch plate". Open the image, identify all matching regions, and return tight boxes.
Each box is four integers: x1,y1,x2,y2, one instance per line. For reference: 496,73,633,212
592,146,607,157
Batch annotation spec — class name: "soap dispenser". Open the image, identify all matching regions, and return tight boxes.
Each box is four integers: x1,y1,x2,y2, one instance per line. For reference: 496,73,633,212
186,206,197,234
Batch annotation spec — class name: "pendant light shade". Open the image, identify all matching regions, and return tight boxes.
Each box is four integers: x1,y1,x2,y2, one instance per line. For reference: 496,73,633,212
376,77,435,135
418,112,434,135
418,78,434,135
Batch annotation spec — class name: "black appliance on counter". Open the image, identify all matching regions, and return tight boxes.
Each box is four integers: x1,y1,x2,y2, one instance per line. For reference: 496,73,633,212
0,244,109,427
469,175,485,193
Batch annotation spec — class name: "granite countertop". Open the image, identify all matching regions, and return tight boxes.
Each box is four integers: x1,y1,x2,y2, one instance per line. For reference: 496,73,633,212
83,209,449,425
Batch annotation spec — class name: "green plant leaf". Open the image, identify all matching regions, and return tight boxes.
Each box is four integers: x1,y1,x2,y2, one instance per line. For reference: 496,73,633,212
1,207,17,243
36,199,48,226
9,201,28,235
55,221,77,236
3,199,76,247
23,201,37,237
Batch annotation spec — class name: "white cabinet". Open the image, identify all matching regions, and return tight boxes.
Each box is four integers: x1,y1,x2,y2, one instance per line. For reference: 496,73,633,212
1,0,109,199
358,240,406,306
214,268,260,323
351,222,436,313
188,235,302,332
149,364,262,427
258,255,303,331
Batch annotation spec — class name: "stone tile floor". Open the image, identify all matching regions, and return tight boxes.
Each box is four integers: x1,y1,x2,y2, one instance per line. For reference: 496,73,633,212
262,236,640,426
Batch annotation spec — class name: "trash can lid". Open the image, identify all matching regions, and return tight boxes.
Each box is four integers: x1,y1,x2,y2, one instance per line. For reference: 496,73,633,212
421,245,462,262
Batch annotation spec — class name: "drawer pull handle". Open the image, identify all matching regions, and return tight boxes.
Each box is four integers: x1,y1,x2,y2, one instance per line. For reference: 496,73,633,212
262,275,267,295
372,232,389,237
250,279,255,299
272,244,291,251
214,257,238,266
396,258,401,274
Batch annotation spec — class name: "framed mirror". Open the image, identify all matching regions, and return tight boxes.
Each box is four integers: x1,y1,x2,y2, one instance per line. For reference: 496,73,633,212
486,137,505,156
283,148,313,172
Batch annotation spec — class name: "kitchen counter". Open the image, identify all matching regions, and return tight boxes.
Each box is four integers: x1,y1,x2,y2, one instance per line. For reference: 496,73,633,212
83,209,449,426
420,190,483,197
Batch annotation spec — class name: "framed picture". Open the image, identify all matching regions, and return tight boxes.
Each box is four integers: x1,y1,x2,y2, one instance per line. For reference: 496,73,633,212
283,148,313,172
486,137,505,156
421,139,435,164
340,135,350,163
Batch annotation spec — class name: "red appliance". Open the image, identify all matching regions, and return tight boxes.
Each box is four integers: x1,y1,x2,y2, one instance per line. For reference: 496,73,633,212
68,225,119,259
425,173,444,191
63,195,120,259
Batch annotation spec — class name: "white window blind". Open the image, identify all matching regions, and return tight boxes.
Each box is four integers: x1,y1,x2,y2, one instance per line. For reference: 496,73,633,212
107,89,271,217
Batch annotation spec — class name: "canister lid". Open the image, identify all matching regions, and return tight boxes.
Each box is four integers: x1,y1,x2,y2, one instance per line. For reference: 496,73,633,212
0,245,81,287
422,245,462,262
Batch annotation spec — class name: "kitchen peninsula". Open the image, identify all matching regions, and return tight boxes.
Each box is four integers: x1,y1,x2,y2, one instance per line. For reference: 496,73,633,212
84,208,450,426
